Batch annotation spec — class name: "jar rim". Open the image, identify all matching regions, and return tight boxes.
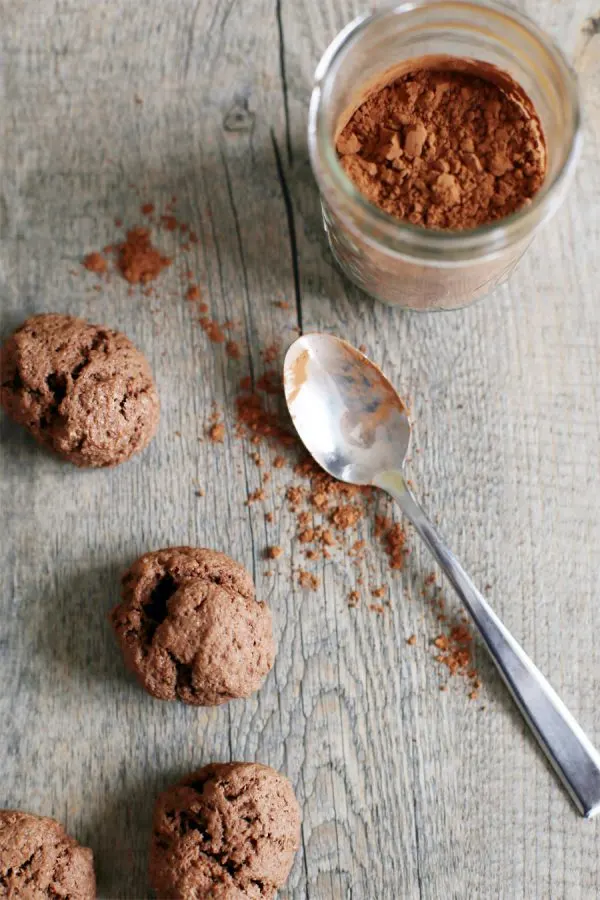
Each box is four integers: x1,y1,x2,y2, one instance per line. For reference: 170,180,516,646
308,0,582,261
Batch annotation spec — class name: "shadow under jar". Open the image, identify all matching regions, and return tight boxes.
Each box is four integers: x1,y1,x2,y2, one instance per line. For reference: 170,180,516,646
308,0,581,310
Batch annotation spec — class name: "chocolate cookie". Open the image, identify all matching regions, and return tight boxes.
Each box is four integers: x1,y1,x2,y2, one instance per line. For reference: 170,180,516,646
149,763,301,899
0,810,95,898
0,313,159,467
110,547,275,705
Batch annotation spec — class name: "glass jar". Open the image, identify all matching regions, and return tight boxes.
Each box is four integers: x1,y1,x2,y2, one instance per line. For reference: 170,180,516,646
308,0,581,310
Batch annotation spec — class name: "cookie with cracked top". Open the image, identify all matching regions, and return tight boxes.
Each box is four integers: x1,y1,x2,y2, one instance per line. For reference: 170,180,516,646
149,762,301,899
0,809,95,899
0,313,159,467
110,547,275,706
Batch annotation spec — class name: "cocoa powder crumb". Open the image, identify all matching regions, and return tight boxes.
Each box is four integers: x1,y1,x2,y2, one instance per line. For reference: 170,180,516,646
141,203,155,215
298,570,320,591
274,301,290,309
208,422,225,443
160,214,178,232
286,486,304,509
369,604,385,614
199,317,226,343
83,252,107,275
246,488,266,505
321,530,335,547
379,521,408,570
117,227,172,284
348,590,360,607
273,456,285,469
262,344,279,364
331,504,362,530
266,546,283,559
337,62,546,230
406,634,417,646
226,340,241,360
186,285,201,302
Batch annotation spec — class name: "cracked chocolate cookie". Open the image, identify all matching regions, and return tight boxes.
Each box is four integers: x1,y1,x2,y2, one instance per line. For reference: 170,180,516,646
110,547,275,705
0,810,95,899
0,313,159,467
149,763,301,899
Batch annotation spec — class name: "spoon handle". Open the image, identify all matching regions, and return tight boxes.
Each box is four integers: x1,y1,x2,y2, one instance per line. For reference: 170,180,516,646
379,471,600,818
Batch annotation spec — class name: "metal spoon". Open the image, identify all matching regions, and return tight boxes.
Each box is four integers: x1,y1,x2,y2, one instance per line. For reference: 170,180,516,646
283,332,600,818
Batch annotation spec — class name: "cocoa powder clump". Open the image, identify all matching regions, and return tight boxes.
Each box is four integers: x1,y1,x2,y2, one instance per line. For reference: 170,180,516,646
117,227,172,283
337,62,546,230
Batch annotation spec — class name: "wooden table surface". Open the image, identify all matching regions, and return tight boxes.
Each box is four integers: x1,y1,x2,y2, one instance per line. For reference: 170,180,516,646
1,2,600,898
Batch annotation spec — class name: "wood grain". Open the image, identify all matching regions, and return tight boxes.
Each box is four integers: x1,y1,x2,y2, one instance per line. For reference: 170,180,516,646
1,1,599,897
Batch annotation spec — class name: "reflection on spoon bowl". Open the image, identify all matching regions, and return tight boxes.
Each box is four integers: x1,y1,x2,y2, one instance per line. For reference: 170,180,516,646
284,334,410,486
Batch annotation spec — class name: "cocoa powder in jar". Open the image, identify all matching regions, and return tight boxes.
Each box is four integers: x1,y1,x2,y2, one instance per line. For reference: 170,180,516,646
336,57,547,231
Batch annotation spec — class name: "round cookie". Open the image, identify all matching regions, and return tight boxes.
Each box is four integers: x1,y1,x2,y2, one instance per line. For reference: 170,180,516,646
110,547,274,705
0,313,159,467
149,762,301,899
0,810,95,899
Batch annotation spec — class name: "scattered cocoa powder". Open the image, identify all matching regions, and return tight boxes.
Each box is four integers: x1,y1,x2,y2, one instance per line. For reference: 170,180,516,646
274,301,290,310
83,203,406,612
337,59,546,230
374,517,408,570
141,203,155,216
406,634,417,646
235,379,295,449
348,590,360,607
420,573,481,698
434,624,473,675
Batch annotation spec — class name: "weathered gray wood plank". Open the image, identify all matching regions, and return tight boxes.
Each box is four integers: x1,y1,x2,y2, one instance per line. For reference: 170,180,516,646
1,1,600,898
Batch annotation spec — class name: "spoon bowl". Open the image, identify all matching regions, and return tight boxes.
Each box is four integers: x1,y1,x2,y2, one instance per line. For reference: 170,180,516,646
284,334,410,485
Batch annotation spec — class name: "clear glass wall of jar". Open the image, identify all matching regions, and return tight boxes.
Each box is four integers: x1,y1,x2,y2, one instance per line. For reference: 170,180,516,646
308,0,581,311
